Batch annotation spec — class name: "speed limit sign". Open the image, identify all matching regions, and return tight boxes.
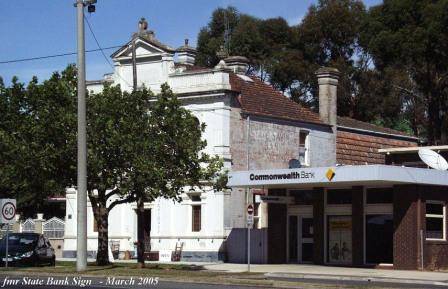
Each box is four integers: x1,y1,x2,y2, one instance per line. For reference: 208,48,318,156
0,199,16,224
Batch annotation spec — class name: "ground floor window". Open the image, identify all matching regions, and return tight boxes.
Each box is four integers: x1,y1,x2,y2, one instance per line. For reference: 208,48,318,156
327,215,352,264
365,214,393,264
192,205,201,232
426,201,446,240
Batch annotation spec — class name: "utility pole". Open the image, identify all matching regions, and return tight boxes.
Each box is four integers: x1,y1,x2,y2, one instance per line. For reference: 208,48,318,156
74,0,96,272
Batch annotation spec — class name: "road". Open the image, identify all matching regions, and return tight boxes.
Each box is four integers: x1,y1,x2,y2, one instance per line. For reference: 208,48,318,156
1,274,446,289
268,275,448,289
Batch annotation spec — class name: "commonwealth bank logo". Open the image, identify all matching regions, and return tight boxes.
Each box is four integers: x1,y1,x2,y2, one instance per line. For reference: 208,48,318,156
326,168,335,181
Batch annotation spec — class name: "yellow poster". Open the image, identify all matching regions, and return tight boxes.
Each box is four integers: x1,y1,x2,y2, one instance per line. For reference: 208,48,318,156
328,216,352,264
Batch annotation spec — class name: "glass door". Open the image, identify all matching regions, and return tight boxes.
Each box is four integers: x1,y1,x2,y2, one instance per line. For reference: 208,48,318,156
300,217,314,263
327,215,352,264
289,215,314,263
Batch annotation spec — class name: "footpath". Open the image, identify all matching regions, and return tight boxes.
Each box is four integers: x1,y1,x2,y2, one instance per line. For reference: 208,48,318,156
203,263,448,287
57,259,448,287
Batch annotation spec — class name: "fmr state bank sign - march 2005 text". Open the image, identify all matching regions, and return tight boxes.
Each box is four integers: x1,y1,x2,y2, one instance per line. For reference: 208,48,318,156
0,276,160,288
1,277,92,288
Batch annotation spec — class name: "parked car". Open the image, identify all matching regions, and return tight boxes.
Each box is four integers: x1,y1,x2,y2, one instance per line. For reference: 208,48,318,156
0,233,55,267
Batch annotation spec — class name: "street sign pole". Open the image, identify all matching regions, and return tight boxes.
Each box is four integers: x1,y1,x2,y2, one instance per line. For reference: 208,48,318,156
246,204,254,272
247,223,250,272
5,224,9,268
1,199,16,269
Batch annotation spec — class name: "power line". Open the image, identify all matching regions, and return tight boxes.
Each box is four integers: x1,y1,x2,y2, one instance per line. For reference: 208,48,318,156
84,15,115,70
84,14,132,87
0,46,122,65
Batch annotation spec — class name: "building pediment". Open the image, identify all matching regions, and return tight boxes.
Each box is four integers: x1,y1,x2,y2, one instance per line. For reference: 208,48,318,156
111,36,175,60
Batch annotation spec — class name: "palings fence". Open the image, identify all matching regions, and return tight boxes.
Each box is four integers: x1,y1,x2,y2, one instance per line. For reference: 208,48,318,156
0,217,65,239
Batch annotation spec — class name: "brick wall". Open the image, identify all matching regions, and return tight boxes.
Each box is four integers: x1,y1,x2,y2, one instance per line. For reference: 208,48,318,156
230,107,335,171
230,108,302,171
393,185,420,269
422,188,448,270
337,130,417,165
393,186,448,270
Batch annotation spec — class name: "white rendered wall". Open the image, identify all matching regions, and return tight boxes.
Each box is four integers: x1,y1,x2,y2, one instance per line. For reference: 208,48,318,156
64,189,136,256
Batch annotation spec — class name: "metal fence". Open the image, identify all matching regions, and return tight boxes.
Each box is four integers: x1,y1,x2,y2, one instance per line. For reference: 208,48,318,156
43,217,65,239
21,219,35,233
0,224,13,239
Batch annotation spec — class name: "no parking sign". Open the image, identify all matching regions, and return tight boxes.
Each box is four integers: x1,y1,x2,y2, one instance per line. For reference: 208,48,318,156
0,199,16,224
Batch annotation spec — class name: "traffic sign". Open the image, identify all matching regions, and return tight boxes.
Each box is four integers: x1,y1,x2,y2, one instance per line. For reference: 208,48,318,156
247,204,254,215
247,214,254,227
0,199,16,224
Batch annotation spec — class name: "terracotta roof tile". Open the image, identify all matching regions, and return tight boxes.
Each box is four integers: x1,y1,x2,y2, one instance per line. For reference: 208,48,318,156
229,73,323,125
337,116,415,138
178,70,418,139
336,131,417,165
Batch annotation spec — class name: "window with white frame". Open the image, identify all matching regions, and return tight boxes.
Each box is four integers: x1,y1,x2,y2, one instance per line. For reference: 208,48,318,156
192,205,201,232
426,201,446,240
299,131,310,166
190,194,202,232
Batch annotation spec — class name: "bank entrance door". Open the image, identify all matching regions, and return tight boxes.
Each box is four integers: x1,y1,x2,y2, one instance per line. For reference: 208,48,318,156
288,215,314,263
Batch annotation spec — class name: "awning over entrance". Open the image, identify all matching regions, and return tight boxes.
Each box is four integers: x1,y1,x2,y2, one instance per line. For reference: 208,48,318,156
228,165,448,189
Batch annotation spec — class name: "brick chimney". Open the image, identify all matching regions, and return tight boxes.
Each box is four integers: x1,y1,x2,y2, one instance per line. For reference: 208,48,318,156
316,67,340,131
316,67,340,166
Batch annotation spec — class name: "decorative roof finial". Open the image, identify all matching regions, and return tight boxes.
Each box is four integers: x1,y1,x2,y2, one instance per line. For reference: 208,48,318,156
138,17,148,32
216,44,229,60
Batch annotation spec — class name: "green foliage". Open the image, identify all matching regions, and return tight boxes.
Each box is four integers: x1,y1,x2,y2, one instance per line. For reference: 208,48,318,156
1,66,223,264
195,7,291,79
195,2,369,112
196,7,239,67
196,1,448,140
84,82,222,265
117,84,223,205
0,66,77,217
361,0,448,144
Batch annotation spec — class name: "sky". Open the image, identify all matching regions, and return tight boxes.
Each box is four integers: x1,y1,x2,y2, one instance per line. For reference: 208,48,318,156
0,0,382,84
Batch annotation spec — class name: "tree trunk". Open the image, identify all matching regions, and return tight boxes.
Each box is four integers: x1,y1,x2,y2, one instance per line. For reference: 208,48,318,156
94,205,110,266
136,197,146,268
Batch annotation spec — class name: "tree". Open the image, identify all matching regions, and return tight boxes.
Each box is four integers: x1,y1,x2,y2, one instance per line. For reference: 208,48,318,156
124,84,222,267
195,2,420,135
1,66,222,266
0,67,77,217
281,0,367,113
196,6,240,67
86,83,222,265
361,0,448,144
196,6,292,79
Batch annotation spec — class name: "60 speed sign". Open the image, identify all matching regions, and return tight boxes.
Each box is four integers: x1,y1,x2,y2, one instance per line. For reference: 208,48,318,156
0,199,16,224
